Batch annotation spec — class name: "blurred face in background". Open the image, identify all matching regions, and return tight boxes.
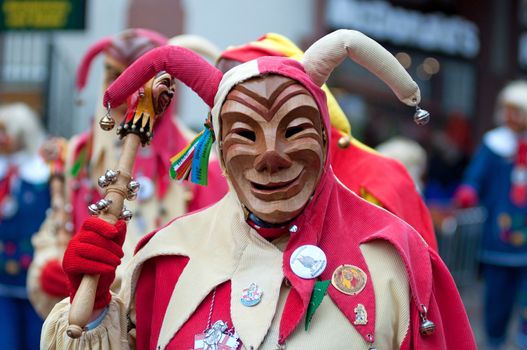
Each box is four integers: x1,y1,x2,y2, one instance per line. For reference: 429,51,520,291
503,104,527,133
220,75,326,224
0,122,20,155
103,56,128,116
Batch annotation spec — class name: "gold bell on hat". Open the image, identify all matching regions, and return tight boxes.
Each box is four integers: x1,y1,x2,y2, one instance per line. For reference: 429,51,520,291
338,135,351,149
99,103,116,131
419,305,436,335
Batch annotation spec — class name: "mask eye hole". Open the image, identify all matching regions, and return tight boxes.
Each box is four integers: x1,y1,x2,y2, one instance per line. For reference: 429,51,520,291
285,125,306,138
234,129,256,142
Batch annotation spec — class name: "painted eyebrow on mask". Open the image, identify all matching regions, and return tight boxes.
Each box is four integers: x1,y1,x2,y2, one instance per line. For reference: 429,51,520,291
224,76,312,121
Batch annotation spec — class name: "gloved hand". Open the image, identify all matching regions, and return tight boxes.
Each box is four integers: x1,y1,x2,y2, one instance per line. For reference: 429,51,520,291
453,185,478,208
63,217,127,309
40,259,69,297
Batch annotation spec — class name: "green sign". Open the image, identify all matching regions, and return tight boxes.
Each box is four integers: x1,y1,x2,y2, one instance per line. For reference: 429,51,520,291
0,0,86,31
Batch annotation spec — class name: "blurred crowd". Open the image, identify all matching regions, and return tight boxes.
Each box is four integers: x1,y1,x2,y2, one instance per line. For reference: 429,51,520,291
0,26,526,350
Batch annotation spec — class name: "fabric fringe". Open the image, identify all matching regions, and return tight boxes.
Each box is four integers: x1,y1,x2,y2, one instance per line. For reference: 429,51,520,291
169,121,215,185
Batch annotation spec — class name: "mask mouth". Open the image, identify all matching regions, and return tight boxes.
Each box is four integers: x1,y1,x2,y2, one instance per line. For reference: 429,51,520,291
157,91,173,113
249,170,304,201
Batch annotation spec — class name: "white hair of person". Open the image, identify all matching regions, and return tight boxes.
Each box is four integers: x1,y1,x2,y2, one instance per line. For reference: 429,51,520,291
495,80,527,125
0,102,45,155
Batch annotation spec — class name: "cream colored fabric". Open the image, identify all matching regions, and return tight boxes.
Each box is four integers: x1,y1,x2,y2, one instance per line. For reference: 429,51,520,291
27,212,65,318
41,191,410,350
41,295,131,350
28,116,193,317
302,29,420,106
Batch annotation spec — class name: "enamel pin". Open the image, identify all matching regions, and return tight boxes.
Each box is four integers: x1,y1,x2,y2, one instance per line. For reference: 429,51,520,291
194,320,239,350
353,304,368,325
331,264,367,295
240,283,263,307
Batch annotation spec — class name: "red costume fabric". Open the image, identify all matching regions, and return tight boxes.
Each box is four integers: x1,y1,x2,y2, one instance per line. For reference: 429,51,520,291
101,45,474,348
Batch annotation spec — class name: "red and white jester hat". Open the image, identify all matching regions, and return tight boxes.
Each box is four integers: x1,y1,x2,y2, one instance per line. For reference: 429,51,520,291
76,28,169,93
103,29,427,186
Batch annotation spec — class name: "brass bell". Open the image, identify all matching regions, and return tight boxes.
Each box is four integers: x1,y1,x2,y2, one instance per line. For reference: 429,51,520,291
414,107,430,126
337,135,351,149
99,113,115,131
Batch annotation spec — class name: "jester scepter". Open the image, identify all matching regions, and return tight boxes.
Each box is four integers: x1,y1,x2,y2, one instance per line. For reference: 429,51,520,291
66,70,175,338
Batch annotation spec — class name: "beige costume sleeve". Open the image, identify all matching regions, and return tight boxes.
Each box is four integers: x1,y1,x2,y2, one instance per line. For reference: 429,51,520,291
27,135,81,318
27,214,65,318
40,294,135,350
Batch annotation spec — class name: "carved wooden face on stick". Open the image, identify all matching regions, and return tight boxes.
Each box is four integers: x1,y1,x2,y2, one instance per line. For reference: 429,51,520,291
152,71,176,115
220,75,326,224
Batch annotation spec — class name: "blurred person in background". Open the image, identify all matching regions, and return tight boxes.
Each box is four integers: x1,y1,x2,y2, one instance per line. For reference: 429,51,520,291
28,29,227,319
216,33,437,250
426,112,472,206
454,80,527,350
376,136,427,194
0,103,50,349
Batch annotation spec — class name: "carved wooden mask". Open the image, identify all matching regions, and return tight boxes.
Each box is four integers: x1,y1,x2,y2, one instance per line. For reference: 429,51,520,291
220,74,326,224
152,71,175,115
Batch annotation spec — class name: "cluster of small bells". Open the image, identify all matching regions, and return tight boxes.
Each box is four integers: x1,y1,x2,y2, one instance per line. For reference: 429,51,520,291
87,169,140,221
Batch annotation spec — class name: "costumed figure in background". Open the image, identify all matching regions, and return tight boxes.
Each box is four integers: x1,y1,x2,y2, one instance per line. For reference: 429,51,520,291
217,33,436,250
42,29,474,350
28,28,227,318
376,137,427,194
0,103,50,349
454,80,527,350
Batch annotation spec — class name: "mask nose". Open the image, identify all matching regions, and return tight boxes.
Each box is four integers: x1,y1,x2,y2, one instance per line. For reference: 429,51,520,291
254,150,292,174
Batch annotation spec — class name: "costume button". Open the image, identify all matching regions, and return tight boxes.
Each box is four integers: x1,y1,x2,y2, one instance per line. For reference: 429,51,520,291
290,245,327,279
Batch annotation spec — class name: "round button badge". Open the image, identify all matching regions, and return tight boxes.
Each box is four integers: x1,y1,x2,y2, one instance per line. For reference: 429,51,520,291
290,245,327,279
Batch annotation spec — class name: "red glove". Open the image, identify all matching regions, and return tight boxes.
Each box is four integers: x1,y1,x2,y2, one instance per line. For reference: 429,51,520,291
63,217,127,309
453,185,479,208
40,259,69,297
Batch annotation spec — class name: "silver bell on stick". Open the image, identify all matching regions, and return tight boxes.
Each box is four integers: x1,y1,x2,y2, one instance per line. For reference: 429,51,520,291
104,169,119,183
120,207,133,221
127,180,140,194
98,175,110,188
88,203,100,216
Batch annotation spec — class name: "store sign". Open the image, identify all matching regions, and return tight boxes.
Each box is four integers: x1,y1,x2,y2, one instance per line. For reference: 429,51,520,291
327,0,480,58
0,0,86,31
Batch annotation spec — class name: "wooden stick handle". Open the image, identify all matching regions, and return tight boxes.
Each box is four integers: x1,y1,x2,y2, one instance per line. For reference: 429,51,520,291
67,134,141,338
